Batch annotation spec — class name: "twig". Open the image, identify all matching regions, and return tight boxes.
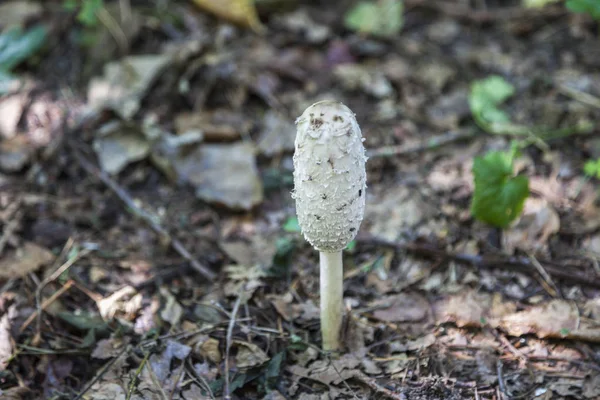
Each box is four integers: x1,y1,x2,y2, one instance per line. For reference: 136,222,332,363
32,242,91,336
527,253,560,298
73,346,130,400
366,130,475,159
127,351,151,400
224,296,242,400
20,279,75,333
557,84,600,109
69,145,216,282
361,237,600,289
186,359,216,399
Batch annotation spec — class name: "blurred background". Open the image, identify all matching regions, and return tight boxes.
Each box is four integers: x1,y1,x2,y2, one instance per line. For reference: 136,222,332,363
1,0,600,399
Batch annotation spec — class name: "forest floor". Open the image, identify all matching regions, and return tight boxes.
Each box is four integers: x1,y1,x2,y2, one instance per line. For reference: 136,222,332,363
2,0,600,399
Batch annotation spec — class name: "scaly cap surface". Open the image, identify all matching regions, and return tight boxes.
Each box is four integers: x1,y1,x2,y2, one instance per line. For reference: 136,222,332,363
292,100,367,252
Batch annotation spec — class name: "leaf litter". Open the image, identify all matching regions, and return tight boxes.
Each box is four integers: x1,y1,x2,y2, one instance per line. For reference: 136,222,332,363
1,1,600,399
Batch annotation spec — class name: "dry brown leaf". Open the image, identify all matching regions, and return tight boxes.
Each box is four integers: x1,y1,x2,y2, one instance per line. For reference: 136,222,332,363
191,0,264,32
370,292,430,323
503,198,560,254
234,340,269,368
491,299,600,342
435,290,492,327
0,242,54,279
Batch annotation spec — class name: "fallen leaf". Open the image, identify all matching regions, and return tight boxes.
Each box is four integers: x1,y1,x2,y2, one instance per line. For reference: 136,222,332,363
334,63,393,98
197,337,221,364
256,110,296,156
159,287,183,326
370,292,430,323
365,185,435,241
220,236,277,267
91,337,127,360
435,290,493,327
234,340,269,368
174,110,248,142
173,143,263,210
88,54,172,119
0,241,54,279
191,0,264,32
88,382,126,400
503,198,560,254
93,122,151,174
275,10,330,44
148,340,191,383
491,300,600,340
583,374,600,399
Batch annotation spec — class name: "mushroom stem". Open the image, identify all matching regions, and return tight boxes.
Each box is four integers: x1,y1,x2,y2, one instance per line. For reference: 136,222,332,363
319,250,343,351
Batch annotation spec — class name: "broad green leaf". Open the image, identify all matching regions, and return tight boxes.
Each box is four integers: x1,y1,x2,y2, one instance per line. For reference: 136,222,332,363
566,0,600,19
584,159,600,179
344,0,403,38
0,25,47,73
469,75,515,130
77,0,103,27
471,149,529,228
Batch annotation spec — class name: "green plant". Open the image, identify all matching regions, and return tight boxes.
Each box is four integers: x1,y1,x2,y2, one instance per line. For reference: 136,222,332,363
0,25,47,94
344,0,403,38
468,75,593,139
584,158,600,179
293,100,367,351
63,0,104,27
471,146,529,228
566,0,600,20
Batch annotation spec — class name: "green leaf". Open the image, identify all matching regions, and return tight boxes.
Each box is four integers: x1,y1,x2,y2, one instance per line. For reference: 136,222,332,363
469,75,515,132
262,351,285,390
471,149,529,228
283,216,301,233
566,0,600,19
78,0,103,27
584,159,600,179
344,0,403,38
0,25,47,73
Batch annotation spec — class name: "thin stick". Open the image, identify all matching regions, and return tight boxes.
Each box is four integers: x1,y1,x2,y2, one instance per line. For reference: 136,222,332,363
224,297,242,399
367,130,476,159
362,237,600,289
320,251,343,351
70,146,216,281
20,280,75,333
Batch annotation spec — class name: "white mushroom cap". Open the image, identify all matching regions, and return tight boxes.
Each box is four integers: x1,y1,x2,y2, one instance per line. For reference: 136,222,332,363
292,100,367,252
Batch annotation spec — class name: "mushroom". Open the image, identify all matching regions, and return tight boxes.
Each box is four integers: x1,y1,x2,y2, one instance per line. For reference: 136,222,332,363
292,100,367,351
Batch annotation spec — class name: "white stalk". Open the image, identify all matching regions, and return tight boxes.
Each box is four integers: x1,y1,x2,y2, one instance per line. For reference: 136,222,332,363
319,250,343,351
292,100,366,351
